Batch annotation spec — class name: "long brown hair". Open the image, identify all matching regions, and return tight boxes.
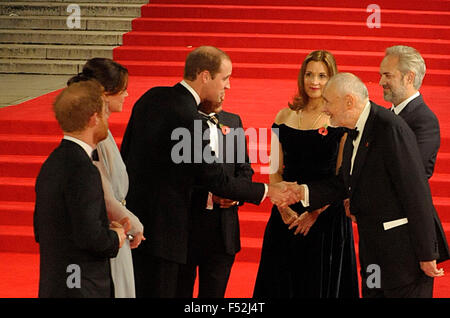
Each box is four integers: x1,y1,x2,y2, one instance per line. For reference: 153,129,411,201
288,50,338,111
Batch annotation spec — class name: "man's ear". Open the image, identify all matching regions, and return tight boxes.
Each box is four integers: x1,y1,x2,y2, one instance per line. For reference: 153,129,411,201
406,71,415,86
199,70,211,83
345,94,355,109
87,112,99,128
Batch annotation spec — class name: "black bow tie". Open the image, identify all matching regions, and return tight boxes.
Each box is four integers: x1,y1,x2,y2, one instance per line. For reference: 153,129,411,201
347,128,359,141
91,149,99,161
201,113,219,126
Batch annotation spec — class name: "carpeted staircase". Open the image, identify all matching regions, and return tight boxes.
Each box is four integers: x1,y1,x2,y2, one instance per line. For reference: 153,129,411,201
0,0,449,298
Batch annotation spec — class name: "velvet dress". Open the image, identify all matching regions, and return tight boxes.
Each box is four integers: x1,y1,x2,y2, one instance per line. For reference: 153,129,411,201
253,123,359,298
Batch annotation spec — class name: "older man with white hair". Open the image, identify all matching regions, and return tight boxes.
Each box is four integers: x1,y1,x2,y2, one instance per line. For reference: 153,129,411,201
293,72,444,298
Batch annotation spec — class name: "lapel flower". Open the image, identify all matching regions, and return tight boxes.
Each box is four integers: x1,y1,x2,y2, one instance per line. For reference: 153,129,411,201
219,123,230,135
318,124,328,136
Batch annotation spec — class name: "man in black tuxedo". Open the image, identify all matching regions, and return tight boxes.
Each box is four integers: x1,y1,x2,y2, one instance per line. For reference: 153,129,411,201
176,100,253,298
379,45,449,264
34,80,127,297
121,46,299,297
294,72,444,298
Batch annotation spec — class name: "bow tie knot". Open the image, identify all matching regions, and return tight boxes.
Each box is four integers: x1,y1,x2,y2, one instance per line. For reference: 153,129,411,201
202,113,219,126
91,149,99,161
347,128,359,141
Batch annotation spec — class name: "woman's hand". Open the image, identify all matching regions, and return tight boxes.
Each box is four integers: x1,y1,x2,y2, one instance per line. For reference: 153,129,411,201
288,205,329,235
278,206,299,225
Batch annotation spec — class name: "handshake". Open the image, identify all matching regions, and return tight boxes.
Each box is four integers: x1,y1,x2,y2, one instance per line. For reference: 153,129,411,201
266,181,305,208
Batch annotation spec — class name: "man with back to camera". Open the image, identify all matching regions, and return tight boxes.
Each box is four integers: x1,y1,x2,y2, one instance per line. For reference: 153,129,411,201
34,80,127,298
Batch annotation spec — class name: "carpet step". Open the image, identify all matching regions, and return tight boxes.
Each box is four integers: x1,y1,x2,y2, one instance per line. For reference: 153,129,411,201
0,225,38,253
131,17,450,39
141,3,450,25
149,0,448,11
0,16,133,31
0,30,124,46
114,46,450,71
0,155,46,178
0,201,34,226
436,153,450,174
0,44,115,60
0,133,123,155
430,174,450,197
0,134,61,156
121,32,450,54
115,60,450,85
0,177,35,202
0,2,143,18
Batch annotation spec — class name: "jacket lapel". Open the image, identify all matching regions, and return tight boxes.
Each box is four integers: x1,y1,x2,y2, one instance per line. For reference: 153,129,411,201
349,102,377,194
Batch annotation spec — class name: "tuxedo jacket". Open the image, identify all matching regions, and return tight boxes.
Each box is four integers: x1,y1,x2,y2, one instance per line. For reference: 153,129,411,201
190,111,254,256
120,83,265,264
397,94,449,263
34,139,119,298
308,102,439,290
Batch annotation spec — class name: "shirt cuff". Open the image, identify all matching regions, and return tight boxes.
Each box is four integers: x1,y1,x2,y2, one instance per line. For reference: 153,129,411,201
261,183,269,203
301,184,309,207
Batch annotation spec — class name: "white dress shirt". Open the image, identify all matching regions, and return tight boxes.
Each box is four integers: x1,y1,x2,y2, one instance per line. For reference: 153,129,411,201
390,91,420,115
63,135,94,159
178,80,268,204
350,101,371,174
199,110,220,210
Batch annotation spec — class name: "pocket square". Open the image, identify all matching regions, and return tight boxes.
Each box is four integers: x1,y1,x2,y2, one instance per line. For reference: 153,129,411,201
383,218,408,230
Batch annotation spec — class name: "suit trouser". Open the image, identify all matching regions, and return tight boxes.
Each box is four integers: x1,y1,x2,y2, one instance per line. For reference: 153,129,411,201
362,272,434,298
176,208,235,298
132,251,180,298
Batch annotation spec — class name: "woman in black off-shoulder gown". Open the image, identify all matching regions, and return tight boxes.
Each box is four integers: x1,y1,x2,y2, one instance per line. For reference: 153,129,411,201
253,50,359,298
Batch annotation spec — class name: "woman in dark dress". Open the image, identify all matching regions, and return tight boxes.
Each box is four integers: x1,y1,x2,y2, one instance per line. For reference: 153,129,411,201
253,50,359,298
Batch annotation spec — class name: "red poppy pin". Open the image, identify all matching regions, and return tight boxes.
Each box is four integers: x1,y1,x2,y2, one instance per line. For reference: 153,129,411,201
219,124,230,135
318,124,328,136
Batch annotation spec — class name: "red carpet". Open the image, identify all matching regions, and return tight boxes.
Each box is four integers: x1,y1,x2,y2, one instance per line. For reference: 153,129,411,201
0,0,450,298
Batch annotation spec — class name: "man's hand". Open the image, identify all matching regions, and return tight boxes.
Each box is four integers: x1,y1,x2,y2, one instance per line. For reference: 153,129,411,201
130,232,146,249
213,195,238,208
110,221,126,248
267,181,303,208
420,260,444,278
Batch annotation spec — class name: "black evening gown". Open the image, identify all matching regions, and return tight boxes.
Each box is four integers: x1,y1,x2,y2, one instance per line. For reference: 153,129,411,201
253,123,359,298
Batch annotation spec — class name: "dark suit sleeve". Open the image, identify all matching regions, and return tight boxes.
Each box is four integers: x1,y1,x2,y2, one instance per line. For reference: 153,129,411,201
384,122,438,261
307,173,347,211
409,111,440,179
233,116,255,180
65,164,119,258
